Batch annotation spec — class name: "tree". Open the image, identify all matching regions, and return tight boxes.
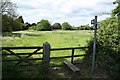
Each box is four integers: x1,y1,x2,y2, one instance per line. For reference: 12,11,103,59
2,14,12,32
62,22,72,30
52,23,62,29
28,23,37,30
2,14,22,32
24,22,31,30
112,0,120,16
0,0,18,18
31,23,37,26
16,16,24,23
77,24,93,30
36,19,51,31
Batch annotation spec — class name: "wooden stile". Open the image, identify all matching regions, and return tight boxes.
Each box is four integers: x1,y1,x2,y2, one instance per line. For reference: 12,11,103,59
64,60,80,72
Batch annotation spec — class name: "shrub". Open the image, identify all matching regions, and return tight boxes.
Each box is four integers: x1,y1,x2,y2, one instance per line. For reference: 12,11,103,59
2,50,20,78
77,25,93,30
52,23,62,29
62,22,72,30
36,19,51,31
86,16,119,78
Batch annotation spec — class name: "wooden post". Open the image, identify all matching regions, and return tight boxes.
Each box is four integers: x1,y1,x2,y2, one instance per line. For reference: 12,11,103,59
71,49,74,64
43,42,51,73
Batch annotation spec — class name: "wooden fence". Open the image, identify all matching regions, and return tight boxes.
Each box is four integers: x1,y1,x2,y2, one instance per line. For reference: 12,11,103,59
1,42,89,72
50,47,88,64
2,46,43,63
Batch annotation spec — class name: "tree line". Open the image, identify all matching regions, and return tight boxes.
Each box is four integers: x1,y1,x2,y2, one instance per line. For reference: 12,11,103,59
29,20,93,31
2,15,94,32
1,0,93,32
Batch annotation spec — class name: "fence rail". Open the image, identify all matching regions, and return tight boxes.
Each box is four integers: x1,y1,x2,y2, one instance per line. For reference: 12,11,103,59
50,46,88,63
2,58,43,62
2,52,43,56
1,46,43,49
2,46,43,67
50,54,86,59
2,46,88,63
50,47,88,51
1,42,89,72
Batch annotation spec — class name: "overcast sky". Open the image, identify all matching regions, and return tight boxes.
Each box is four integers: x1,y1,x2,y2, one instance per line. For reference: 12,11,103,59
11,0,115,26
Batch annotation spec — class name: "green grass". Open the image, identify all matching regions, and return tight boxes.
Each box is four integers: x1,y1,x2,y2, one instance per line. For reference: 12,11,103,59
2,30,93,47
2,30,93,58
2,30,93,64
2,30,93,78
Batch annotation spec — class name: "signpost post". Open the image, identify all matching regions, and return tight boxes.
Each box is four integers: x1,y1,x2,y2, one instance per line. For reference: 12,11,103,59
91,16,97,77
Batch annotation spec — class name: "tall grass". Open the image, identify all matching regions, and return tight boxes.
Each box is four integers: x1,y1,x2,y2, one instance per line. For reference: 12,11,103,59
2,30,93,64
2,30,93,47
2,30,93,78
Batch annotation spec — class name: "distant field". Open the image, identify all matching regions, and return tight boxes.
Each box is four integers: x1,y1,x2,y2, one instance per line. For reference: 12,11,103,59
2,30,93,65
2,30,93,47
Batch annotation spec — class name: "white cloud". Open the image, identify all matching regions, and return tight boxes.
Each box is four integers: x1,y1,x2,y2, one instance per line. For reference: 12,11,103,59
11,0,115,26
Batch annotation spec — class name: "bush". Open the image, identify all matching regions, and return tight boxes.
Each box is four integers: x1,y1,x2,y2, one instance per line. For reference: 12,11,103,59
62,22,72,30
87,16,119,78
35,19,51,31
77,25,93,30
52,23,62,30
2,50,20,78
21,23,30,30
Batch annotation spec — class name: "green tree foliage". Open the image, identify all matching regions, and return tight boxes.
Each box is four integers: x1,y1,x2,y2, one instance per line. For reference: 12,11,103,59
35,19,51,31
2,14,22,32
15,16,29,30
77,24,93,30
26,22,31,27
16,16,24,23
1,0,26,32
2,14,13,32
52,23,62,29
87,1,119,77
21,23,28,30
62,22,72,30
28,23,37,30
31,23,37,26
87,17,119,77
112,0,120,16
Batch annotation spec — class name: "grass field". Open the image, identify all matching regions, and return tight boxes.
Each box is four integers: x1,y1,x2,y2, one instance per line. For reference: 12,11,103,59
2,30,93,58
2,30,94,78
2,30,93,65
2,30,93,47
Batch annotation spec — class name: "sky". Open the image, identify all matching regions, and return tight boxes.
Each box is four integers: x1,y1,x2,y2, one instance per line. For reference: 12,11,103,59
11,0,116,26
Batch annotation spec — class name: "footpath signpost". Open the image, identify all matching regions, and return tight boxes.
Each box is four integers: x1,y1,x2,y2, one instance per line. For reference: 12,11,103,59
91,16,97,77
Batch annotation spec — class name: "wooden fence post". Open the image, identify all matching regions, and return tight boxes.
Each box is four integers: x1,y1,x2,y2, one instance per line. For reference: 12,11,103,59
43,42,51,73
71,49,74,64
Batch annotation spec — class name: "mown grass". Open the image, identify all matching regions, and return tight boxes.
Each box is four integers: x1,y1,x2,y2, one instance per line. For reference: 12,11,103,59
2,30,93,78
